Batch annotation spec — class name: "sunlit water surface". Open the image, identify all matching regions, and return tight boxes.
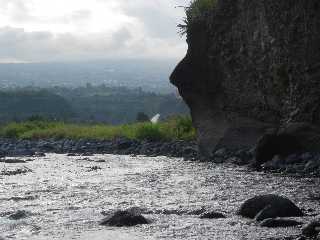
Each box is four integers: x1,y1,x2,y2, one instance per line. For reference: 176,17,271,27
0,154,319,240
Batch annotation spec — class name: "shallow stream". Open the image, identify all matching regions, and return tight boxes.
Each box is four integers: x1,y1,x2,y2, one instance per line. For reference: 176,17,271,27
0,154,319,239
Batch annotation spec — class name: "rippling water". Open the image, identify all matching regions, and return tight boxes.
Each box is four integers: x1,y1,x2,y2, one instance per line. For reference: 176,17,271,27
0,154,319,240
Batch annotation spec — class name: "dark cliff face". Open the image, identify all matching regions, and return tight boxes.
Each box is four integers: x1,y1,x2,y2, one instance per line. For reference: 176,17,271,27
171,0,320,156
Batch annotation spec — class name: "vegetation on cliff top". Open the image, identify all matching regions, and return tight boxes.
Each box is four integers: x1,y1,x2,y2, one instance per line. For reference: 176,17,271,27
0,116,196,142
179,0,217,34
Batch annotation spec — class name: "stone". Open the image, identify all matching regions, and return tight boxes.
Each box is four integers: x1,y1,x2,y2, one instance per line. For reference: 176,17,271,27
200,211,226,219
100,208,150,227
213,148,227,158
8,210,30,220
302,221,320,237
304,160,318,172
255,134,301,165
285,154,301,164
0,159,26,163
237,195,304,219
259,218,302,228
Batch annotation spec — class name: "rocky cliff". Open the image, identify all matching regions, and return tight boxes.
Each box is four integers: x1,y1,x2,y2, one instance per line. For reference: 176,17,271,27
171,0,320,158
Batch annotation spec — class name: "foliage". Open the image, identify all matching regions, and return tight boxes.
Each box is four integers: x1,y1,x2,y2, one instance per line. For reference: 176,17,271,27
178,0,217,35
136,112,150,122
0,86,189,124
0,116,196,141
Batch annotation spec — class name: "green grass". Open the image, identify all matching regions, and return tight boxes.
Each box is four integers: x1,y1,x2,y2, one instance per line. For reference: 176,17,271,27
178,0,217,35
0,116,196,142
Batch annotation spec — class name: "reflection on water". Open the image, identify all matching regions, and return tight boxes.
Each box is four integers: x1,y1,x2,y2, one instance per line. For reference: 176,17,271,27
0,154,319,240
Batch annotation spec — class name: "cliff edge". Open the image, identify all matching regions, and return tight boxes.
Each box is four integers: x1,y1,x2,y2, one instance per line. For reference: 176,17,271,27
171,0,320,159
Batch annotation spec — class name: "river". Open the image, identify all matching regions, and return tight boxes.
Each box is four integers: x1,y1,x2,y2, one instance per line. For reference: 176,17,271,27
0,154,319,239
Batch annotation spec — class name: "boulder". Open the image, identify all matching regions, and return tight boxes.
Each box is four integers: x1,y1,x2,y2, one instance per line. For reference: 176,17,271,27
0,159,26,163
260,218,302,228
302,221,320,237
8,210,31,220
255,134,301,165
100,208,150,227
238,195,304,219
200,211,226,219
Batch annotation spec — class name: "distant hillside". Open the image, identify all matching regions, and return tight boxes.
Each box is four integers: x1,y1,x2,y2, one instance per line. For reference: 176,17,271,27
0,90,74,122
0,86,189,124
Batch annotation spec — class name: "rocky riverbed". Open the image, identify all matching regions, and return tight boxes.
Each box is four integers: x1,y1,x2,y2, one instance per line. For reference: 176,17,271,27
1,138,320,176
0,153,319,240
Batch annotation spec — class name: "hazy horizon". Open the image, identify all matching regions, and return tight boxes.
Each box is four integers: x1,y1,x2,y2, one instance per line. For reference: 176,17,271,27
0,0,190,63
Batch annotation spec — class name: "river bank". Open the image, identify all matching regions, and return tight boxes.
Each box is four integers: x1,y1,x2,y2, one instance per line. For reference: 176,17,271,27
1,137,320,177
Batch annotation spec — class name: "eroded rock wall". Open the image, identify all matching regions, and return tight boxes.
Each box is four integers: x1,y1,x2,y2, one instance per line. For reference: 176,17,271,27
171,0,320,156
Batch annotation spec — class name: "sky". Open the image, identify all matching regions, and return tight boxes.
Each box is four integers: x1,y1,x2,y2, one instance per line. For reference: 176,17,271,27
0,0,190,63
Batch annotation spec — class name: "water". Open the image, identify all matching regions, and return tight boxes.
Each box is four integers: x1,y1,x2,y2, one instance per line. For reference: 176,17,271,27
0,154,319,240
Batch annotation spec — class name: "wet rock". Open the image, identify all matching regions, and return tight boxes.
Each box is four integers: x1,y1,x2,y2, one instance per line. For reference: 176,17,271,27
1,167,32,176
182,146,197,156
10,149,35,157
285,154,301,165
87,166,101,172
100,208,150,227
255,134,301,165
227,156,247,166
200,211,226,219
214,148,227,156
259,218,302,228
302,221,320,237
238,195,304,219
0,159,26,163
304,160,319,172
34,152,46,157
187,208,206,215
116,138,134,150
95,159,106,163
8,210,31,220
6,195,38,202
67,153,78,156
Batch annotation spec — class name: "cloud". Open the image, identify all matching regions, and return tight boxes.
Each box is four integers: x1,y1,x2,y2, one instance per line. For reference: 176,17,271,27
0,26,136,61
0,0,189,62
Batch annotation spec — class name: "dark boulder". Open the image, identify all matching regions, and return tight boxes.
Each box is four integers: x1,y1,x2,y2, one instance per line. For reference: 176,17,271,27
255,134,301,165
8,210,31,220
200,211,226,219
259,218,302,228
302,221,320,237
0,159,26,163
100,208,150,227
237,195,304,219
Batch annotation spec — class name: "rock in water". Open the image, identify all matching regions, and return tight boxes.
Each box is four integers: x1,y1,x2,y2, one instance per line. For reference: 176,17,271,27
100,208,150,227
237,195,303,219
200,211,226,219
8,210,30,220
260,218,302,228
255,134,301,165
302,221,320,237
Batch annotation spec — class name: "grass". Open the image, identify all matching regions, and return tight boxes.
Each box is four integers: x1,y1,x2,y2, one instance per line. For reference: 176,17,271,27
0,116,196,142
178,0,217,35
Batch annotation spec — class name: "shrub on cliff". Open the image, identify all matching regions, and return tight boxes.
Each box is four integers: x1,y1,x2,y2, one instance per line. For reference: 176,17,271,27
179,0,217,34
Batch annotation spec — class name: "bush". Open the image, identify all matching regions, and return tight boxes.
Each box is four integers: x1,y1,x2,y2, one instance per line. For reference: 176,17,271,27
0,115,196,141
178,0,217,35
134,123,166,141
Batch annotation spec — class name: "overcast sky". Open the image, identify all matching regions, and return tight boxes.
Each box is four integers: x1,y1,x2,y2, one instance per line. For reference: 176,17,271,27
0,0,190,63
